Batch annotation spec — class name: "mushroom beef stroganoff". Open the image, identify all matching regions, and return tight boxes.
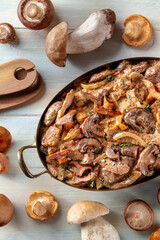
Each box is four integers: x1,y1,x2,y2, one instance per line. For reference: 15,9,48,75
40,60,160,190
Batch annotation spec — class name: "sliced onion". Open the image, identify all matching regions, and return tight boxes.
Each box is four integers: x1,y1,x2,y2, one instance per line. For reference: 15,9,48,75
110,171,142,189
81,80,106,90
113,131,148,147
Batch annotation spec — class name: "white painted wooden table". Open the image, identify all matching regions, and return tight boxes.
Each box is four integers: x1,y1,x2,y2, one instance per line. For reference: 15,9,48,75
0,1,160,239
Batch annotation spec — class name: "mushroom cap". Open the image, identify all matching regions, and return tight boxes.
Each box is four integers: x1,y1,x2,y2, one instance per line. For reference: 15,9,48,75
0,194,14,227
17,0,54,30
67,201,109,224
0,153,10,174
149,226,160,240
124,199,153,231
122,14,152,46
45,22,68,67
0,126,12,153
0,23,16,44
25,190,58,221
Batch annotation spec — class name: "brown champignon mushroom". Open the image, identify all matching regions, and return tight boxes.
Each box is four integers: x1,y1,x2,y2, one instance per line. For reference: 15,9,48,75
0,194,14,227
157,189,160,204
0,23,16,44
0,153,10,174
45,9,116,67
77,138,102,153
0,126,12,153
17,0,54,30
149,227,160,240
122,14,152,46
67,201,109,224
25,190,58,221
124,199,153,231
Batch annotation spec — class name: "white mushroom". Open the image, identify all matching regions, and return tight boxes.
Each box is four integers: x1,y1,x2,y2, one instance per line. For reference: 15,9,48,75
45,9,116,67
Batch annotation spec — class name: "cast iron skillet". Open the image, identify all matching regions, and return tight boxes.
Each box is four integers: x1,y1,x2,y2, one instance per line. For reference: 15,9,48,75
17,57,160,191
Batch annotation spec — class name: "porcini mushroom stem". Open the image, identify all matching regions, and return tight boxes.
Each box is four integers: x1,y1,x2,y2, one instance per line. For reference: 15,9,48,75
27,4,39,18
33,201,47,217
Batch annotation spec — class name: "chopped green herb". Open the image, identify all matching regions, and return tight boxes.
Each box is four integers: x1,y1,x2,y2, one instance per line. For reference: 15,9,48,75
104,136,107,141
61,168,66,171
102,81,106,85
61,145,67,149
49,116,56,120
150,167,154,171
148,144,152,147
84,101,88,106
120,143,124,146
113,92,117,97
120,79,124,87
99,177,105,182
98,184,103,189
91,148,98,153
53,109,56,113
137,89,140,93
96,127,100,131
148,83,152,88
67,158,71,161
52,137,55,140
106,75,114,82
124,143,128,146
59,137,62,140
146,103,150,111
141,126,144,129
76,99,80,103
44,151,48,155
112,162,115,166
90,180,95,188
101,159,106,163
128,143,132,146
89,111,93,115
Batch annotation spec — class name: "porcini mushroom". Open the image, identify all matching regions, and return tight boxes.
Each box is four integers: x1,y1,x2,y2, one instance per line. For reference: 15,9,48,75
0,23,16,44
0,153,10,174
17,0,54,30
45,9,116,67
157,189,160,204
0,194,14,227
25,190,58,221
0,126,12,153
149,227,160,240
122,14,152,46
124,199,153,231
67,201,120,240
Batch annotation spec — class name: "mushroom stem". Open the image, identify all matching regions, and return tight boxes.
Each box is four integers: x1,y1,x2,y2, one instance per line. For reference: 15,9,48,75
0,23,16,44
33,201,47,217
66,9,116,54
27,4,39,19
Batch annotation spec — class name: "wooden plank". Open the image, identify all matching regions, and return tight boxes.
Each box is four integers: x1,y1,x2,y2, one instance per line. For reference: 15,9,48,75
0,28,159,116
0,116,160,240
1,0,160,30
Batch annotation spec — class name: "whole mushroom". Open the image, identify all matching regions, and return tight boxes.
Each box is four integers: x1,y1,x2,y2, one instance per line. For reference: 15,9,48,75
0,23,16,44
45,9,116,67
17,0,54,30
0,194,14,227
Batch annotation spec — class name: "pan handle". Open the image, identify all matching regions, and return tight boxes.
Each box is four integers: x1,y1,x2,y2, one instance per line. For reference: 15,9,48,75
17,142,47,178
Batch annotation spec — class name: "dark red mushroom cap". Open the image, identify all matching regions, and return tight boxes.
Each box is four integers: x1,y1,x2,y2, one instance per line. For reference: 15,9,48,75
17,0,54,30
124,199,153,231
0,23,16,44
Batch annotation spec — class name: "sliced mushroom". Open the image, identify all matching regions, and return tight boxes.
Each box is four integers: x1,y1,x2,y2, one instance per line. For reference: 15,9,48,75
46,149,72,164
66,171,96,186
44,101,62,126
70,161,93,177
55,109,77,131
124,108,156,134
132,61,148,73
110,144,139,159
0,126,12,153
105,144,120,160
45,9,116,67
89,69,115,83
25,191,58,221
0,153,10,174
0,23,16,44
80,114,105,138
0,194,14,227
81,152,95,165
78,138,102,153
137,145,159,176
145,61,160,85
124,200,153,231
17,0,54,30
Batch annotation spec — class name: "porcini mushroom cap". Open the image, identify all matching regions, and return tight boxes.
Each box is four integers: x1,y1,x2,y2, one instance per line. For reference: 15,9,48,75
124,199,153,231
0,153,10,174
122,14,152,46
25,190,58,221
0,23,16,44
45,22,68,67
0,194,14,227
17,0,54,30
67,201,109,224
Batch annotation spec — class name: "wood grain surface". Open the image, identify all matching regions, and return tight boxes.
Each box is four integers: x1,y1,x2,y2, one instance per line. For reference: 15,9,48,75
0,1,160,240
